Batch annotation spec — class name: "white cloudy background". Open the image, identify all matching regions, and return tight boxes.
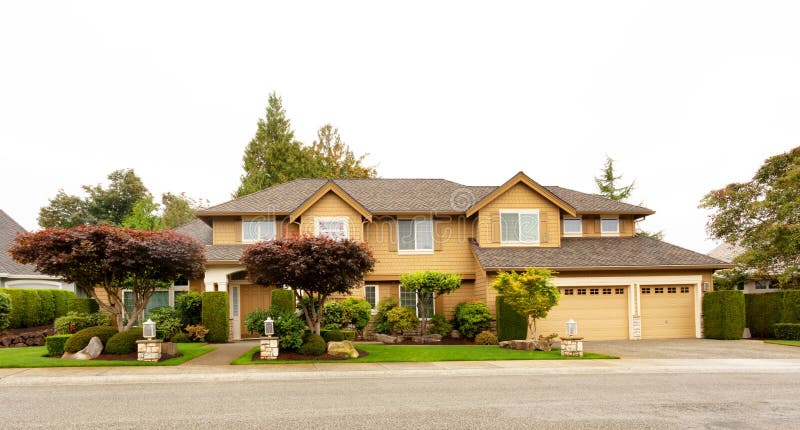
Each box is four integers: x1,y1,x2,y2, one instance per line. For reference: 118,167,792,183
1,1,798,253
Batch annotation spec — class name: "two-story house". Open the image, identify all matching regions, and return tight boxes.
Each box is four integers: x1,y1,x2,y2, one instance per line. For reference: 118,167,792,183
180,172,730,341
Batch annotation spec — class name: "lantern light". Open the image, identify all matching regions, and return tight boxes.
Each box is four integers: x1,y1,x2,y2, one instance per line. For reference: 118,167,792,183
264,317,274,337
143,318,156,340
566,319,578,337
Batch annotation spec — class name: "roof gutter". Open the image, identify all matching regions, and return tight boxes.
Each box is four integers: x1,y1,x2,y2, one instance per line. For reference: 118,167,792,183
481,264,734,272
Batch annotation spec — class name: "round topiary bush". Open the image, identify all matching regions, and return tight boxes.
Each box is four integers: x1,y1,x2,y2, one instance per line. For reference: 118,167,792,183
64,326,119,353
298,333,326,356
453,301,492,339
322,329,345,342
105,328,144,354
474,330,498,345
45,334,71,356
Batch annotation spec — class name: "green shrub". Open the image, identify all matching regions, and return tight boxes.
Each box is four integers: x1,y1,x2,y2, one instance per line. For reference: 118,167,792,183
321,298,372,339
201,292,229,343
171,332,191,343
52,290,74,318
147,306,182,340
774,323,800,340
244,307,304,350
4,289,24,328
453,301,492,339
474,330,498,345
0,292,11,333
54,312,113,334
321,329,356,342
271,289,295,313
322,300,345,328
703,290,745,340
36,290,56,326
105,328,144,354
175,292,203,327
496,295,528,341
780,290,800,324
746,292,783,338
45,334,71,356
244,308,271,336
64,326,119,353
373,298,398,334
298,333,326,356
428,314,452,337
68,298,99,315
386,306,418,335
21,290,42,328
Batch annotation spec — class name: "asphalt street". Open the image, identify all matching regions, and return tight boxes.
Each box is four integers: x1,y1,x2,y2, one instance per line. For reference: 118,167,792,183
2,367,799,429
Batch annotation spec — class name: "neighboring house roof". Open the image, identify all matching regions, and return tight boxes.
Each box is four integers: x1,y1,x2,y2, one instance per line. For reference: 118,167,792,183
470,236,732,270
0,209,44,276
196,175,653,218
173,219,213,245
205,245,247,263
707,242,746,264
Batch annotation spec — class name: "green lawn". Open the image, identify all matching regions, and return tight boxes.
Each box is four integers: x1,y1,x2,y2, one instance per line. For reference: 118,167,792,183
232,344,616,364
765,340,800,347
0,343,215,368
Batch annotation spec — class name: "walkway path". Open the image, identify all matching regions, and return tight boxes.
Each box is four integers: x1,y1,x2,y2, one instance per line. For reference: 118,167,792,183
181,340,258,366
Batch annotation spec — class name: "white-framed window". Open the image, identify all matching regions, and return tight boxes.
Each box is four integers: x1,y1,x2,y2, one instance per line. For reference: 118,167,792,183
364,285,378,314
755,280,779,290
563,216,582,236
397,218,434,253
500,209,540,245
315,216,349,240
398,285,435,319
242,217,276,243
600,216,619,236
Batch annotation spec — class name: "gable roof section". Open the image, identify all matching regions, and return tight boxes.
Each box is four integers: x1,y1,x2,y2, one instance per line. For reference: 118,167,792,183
197,179,329,217
289,180,373,222
707,242,745,264
0,209,42,276
471,236,732,271
173,219,213,245
545,186,654,215
465,172,577,217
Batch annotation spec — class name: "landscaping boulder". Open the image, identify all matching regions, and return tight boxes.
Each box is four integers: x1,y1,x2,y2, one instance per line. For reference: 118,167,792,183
374,333,401,344
533,339,552,352
412,334,442,344
327,341,359,359
67,336,104,360
499,341,512,349
508,340,535,351
450,330,461,339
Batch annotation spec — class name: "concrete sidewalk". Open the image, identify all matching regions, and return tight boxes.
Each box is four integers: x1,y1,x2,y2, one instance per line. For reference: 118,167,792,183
2,358,800,387
180,340,258,366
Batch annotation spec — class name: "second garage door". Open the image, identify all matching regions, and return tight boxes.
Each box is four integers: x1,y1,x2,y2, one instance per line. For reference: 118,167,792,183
536,286,629,340
640,285,695,339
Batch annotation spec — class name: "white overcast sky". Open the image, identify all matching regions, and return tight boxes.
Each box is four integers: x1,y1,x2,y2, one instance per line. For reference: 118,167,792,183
1,1,798,254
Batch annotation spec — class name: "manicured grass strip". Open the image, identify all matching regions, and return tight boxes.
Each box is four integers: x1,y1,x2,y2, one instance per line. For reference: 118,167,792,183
232,344,616,364
0,343,215,368
765,340,800,347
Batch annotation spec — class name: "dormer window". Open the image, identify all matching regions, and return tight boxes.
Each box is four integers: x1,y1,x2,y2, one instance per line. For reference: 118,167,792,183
315,217,349,241
500,209,539,245
600,216,619,236
563,217,582,236
242,218,276,242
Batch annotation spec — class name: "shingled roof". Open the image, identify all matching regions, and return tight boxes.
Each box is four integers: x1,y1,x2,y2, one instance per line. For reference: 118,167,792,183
196,177,652,217
174,219,212,245
0,209,42,276
470,236,731,270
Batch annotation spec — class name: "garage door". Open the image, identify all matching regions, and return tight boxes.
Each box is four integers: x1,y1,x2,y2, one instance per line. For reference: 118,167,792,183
640,285,695,339
239,285,272,338
537,287,629,340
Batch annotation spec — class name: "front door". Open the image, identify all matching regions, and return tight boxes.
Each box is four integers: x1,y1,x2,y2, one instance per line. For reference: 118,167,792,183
238,285,273,338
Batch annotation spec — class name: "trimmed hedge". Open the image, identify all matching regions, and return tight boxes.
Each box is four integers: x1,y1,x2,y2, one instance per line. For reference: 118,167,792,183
321,329,356,342
298,333,326,356
202,292,229,343
45,334,71,356
780,290,800,323
496,295,528,341
52,291,71,318
271,289,295,313
63,326,119,353
105,328,144,354
1,289,76,329
703,290,745,340
36,290,56,326
68,297,99,315
745,292,783,338
0,292,11,332
774,323,800,340
175,292,203,327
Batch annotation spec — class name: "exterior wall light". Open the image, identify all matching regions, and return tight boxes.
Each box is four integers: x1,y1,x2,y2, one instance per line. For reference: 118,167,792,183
143,319,156,340
264,317,274,337
566,319,578,337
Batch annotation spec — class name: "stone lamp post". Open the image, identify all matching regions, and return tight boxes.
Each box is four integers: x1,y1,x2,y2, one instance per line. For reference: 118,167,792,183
560,319,583,357
260,317,279,360
138,318,163,362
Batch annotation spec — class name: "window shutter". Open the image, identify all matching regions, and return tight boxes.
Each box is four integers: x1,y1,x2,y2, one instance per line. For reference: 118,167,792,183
491,214,501,243
386,219,396,252
434,220,444,251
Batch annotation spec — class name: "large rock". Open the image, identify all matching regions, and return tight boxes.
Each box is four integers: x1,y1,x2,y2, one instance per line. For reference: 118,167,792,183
67,336,104,360
374,333,401,344
327,341,359,359
533,340,552,352
411,334,442,344
508,340,535,351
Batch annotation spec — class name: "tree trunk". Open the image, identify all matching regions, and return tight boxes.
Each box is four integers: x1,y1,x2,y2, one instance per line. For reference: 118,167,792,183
529,317,537,341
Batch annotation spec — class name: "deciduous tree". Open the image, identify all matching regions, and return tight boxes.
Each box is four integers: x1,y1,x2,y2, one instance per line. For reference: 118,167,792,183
9,225,206,331
491,267,559,339
399,271,461,335
701,146,800,285
241,235,375,334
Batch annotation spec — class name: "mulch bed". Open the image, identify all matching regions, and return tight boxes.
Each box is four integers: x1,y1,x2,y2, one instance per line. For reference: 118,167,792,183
251,348,369,361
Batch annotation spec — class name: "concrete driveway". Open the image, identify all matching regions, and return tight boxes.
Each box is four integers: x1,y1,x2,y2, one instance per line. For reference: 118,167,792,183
583,338,800,359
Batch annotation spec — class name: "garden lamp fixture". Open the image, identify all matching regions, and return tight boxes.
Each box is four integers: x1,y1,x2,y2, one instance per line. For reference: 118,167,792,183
264,317,274,337
143,319,156,340
566,319,578,337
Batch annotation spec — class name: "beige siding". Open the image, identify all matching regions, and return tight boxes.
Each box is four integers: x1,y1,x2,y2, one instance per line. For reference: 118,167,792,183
477,183,561,248
298,191,363,241
213,217,242,244
579,215,636,238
